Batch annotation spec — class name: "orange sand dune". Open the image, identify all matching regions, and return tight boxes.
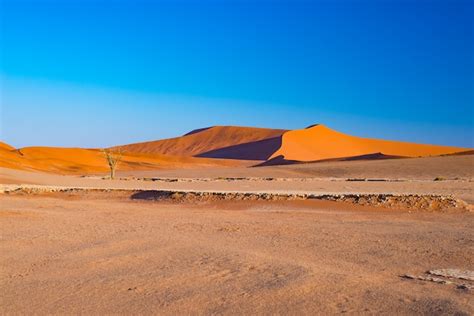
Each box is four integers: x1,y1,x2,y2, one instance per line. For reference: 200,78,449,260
0,143,24,170
0,142,15,151
0,144,248,175
115,126,287,157
1,125,469,173
270,125,469,162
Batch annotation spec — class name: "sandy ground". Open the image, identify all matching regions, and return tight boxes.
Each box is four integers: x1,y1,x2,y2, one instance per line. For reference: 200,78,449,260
119,155,474,180
1,156,473,203
1,192,473,314
1,155,473,314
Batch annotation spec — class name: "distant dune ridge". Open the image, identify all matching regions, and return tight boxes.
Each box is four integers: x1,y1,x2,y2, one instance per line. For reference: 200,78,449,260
268,124,467,163
0,145,247,174
114,126,288,157
117,124,468,162
0,124,470,173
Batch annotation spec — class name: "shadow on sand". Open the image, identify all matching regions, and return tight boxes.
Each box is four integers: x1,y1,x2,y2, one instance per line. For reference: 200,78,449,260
131,190,173,200
197,136,283,160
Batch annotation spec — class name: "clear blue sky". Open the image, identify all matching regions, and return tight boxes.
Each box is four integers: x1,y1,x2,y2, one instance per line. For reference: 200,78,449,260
0,0,473,148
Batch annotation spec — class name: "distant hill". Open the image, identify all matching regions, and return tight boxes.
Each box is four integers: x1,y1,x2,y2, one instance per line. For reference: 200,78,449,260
114,126,287,157
0,143,247,175
0,124,470,173
269,125,468,163
117,124,469,164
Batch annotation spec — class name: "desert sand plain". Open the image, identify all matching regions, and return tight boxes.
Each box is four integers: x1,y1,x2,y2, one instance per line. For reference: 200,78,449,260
1,125,473,314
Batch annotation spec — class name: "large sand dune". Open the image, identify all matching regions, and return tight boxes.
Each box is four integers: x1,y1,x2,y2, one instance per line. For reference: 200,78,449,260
0,145,249,175
270,124,468,162
113,124,469,164
1,124,470,173
115,126,287,157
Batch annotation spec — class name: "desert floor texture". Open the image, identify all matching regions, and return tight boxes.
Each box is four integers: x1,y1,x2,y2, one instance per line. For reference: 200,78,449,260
1,155,473,314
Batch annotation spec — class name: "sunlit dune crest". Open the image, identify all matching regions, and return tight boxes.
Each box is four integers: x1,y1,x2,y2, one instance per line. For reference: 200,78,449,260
270,125,469,162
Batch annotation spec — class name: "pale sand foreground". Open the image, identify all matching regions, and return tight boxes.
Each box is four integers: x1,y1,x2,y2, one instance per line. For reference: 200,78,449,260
1,155,473,314
1,191,473,314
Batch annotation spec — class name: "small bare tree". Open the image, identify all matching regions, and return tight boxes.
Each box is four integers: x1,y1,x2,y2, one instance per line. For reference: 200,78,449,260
102,149,123,179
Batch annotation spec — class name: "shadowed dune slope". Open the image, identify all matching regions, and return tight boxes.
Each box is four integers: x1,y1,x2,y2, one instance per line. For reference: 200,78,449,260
0,146,248,175
270,125,469,162
114,126,287,157
448,150,474,156
197,136,283,160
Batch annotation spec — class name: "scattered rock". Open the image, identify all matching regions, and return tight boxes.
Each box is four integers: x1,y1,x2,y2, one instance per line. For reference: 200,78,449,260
0,185,469,212
428,269,474,281
402,269,474,290
401,274,452,284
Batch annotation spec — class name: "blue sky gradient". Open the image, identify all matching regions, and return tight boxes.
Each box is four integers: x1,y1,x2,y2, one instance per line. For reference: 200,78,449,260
1,0,473,148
